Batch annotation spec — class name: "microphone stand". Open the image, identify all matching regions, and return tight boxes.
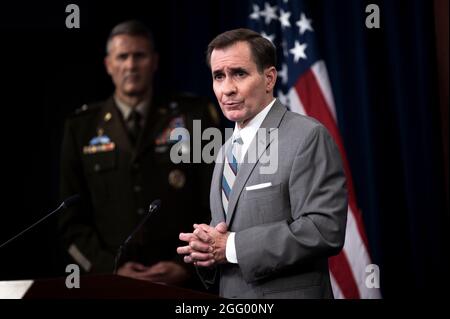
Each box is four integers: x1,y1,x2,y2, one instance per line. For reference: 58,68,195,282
113,200,161,274
0,195,80,249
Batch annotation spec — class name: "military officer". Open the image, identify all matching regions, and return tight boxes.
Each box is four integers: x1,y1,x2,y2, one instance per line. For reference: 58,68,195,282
58,20,218,287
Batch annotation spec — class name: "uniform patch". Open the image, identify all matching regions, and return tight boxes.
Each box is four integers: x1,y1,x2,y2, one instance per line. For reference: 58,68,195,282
83,143,115,154
89,134,111,145
154,116,187,146
168,169,186,189
83,130,115,154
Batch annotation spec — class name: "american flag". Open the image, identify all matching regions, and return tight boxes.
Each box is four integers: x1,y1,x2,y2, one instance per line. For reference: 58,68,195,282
248,0,381,298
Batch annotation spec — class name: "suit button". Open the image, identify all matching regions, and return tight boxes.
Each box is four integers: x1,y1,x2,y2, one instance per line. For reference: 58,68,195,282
133,185,142,193
132,163,140,170
94,164,101,172
137,208,145,215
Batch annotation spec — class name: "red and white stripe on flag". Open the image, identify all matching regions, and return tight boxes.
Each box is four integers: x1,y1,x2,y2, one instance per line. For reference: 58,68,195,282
289,61,381,299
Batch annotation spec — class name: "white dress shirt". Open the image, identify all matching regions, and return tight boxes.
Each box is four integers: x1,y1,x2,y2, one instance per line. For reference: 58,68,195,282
225,98,276,264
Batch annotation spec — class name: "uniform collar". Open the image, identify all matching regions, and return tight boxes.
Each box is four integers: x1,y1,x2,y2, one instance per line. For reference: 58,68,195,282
114,96,150,121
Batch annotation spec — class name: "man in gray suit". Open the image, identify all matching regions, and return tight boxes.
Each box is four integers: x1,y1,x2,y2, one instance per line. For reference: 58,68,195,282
177,28,347,298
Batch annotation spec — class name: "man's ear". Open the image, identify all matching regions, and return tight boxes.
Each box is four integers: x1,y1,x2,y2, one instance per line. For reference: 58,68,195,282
104,56,112,76
265,66,277,92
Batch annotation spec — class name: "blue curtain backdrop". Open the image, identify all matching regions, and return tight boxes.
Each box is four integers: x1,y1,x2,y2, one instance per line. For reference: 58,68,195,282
0,0,447,298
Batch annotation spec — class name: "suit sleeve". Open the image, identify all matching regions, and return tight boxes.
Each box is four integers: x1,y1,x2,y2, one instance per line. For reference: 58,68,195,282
235,125,348,282
58,119,115,273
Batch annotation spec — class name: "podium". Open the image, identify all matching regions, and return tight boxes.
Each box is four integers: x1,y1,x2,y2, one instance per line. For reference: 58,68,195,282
1,274,218,299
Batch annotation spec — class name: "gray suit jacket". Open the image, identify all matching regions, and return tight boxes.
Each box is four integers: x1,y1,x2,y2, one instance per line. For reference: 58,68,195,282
205,100,347,299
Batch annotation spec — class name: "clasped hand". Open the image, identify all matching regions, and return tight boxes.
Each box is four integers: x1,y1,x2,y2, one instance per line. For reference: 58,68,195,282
177,222,229,267
117,260,189,284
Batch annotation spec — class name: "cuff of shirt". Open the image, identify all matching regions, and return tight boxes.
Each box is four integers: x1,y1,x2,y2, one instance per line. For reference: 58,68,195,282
225,232,238,264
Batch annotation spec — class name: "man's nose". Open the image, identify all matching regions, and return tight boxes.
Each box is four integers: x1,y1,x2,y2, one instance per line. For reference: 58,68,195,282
124,56,137,69
222,77,237,96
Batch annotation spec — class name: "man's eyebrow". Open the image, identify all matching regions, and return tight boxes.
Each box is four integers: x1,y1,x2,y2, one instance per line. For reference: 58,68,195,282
212,67,247,75
230,67,247,73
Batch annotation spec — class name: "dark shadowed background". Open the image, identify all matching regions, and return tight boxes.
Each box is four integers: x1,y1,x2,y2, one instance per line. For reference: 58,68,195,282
0,0,447,298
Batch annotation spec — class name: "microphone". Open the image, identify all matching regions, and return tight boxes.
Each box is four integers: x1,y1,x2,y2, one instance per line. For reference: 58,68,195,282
0,194,81,249
113,199,161,274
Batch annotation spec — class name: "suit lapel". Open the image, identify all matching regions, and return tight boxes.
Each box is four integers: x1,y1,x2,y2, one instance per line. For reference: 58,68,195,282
211,143,227,222
225,100,287,226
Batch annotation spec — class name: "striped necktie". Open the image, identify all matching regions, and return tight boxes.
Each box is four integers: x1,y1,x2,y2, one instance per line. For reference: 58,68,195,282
222,135,243,214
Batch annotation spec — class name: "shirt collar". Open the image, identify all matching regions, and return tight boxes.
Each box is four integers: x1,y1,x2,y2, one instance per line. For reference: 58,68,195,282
114,96,149,121
233,98,276,147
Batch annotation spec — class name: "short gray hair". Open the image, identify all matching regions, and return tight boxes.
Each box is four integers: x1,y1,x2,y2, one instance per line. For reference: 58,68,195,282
106,20,155,54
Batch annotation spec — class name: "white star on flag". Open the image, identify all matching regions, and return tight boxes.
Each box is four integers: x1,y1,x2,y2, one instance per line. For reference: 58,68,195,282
260,2,278,25
279,9,291,29
281,39,289,58
278,63,288,84
296,12,314,35
249,4,261,20
261,31,275,43
289,40,308,62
